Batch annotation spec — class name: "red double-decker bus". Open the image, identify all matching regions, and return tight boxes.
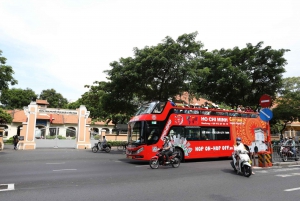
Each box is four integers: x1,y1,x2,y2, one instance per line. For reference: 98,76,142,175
126,100,270,161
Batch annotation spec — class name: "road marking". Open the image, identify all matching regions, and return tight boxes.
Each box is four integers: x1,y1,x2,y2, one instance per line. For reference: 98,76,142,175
256,170,268,173
115,161,122,162
284,187,300,192
0,184,15,192
46,162,65,164
288,165,300,167
276,174,293,177
273,167,300,172
135,165,147,168
53,169,77,171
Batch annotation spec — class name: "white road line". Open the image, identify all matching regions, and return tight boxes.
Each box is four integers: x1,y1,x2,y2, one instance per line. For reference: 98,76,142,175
284,187,300,192
0,184,15,192
46,162,65,164
276,174,293,177
53,169,77,171
135,165,148,168
288,165,300,167
115,161,122,162
256,170,268,173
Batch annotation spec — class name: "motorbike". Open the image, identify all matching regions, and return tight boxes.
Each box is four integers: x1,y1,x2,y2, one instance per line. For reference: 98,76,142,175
230,150,252,177
280,145,299,162
149,149,180,169
92,142,111,153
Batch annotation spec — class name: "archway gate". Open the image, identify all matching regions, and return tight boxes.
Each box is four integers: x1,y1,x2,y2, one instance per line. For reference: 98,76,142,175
19,102,91,150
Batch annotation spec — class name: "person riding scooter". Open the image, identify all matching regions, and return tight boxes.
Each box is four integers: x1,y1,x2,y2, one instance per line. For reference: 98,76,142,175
99,136,107,150
233,137,255,174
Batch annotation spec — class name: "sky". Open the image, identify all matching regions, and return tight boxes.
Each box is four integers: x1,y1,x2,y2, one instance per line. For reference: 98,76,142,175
0,0,299,102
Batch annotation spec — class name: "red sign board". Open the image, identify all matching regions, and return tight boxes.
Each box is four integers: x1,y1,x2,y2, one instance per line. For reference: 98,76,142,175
259,94,272,108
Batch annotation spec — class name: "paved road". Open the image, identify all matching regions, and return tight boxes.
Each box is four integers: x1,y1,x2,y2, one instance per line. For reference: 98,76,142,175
1,146,300,201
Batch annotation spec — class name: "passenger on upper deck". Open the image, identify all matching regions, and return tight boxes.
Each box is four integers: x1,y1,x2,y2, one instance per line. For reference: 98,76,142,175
168,98,176,106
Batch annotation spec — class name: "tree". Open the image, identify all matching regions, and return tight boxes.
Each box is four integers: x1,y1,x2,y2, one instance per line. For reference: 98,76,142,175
271,77,300,137
0,49,18,123
39,89,68,108
81,82,131,125
101,32,204,122
0,50,18,91
194,42,289,109
0,88,37,109
85,34,289,124
0,109,12,124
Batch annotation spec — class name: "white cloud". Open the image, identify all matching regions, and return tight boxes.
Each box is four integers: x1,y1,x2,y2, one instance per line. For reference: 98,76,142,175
0,0,299,101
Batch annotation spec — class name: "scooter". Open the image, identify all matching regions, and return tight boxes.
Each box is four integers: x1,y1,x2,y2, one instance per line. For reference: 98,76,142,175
230,150,252,177
149,149,180,169
92,142,111,153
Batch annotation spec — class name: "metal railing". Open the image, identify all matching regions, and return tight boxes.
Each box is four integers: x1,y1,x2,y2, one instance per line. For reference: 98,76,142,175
271,145,299,162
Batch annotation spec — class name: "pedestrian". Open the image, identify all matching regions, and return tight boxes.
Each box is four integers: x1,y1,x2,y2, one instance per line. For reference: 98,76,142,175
13,135,19,150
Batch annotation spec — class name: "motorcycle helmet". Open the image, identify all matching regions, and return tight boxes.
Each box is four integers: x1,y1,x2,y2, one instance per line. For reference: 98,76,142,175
164,136,169,141
236,137,241,145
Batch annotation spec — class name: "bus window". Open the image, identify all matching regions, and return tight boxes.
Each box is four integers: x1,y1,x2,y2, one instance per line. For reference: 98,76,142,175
168,127,184,140
147,128,160,144
184,127,201,140
250,114,258,118
152,101,167,114
129,121,142,143
201,127,230,141
201,110,211,115
212,127,230,140
241,113,249,118
216,111,228,116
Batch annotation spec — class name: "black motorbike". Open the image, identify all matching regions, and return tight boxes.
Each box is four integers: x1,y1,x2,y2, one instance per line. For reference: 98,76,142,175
92,142,111,153
149,149,180,169
280,145,299,162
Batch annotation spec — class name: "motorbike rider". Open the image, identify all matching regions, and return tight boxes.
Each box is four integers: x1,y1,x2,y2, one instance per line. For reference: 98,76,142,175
282,137,288,145
233,137,255,174
289,137,297,157
162,136,173,164
99,136,107,150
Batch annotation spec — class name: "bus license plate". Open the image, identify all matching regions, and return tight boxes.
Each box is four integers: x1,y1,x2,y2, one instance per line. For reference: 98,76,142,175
127,156,132,159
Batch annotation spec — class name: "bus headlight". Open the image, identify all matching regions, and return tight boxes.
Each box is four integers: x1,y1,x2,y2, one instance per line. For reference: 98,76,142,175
136,147,144,154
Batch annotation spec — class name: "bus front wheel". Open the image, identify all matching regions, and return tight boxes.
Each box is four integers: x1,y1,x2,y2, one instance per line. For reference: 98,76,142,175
175,147,184,162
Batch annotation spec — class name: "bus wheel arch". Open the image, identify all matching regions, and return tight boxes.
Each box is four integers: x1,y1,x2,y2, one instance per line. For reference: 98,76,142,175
175,147,184,162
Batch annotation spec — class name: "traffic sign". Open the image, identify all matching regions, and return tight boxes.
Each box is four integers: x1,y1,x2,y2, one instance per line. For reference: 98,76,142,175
259,108,273,122
259,94,272,108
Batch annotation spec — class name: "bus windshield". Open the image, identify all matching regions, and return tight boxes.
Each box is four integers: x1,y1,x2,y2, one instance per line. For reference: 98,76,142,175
135,101,167,115
128,121,163,145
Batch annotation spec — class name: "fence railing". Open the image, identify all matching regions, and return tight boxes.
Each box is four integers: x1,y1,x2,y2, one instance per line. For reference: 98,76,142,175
271,145,299,162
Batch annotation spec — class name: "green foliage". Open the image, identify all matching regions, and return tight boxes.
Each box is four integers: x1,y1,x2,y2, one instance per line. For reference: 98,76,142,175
0,88,37,109
0,108,13,123
4,137,13,144
45,135,66,139
88,34,288,122
107,140,127,147
91,32,205,123
39,89,69,108
0,50,18,91
66,99,81,110
271,77,300,135
194,42,289,109
83,82,132,124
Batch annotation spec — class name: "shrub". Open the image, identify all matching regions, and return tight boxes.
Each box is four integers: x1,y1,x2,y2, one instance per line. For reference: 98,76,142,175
107,141,127,147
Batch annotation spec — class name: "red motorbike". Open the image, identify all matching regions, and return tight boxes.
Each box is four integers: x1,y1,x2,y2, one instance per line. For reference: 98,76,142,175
149,149,180,169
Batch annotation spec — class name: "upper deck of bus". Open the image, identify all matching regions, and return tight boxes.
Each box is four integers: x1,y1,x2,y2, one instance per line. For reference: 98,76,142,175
129,101,259,122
